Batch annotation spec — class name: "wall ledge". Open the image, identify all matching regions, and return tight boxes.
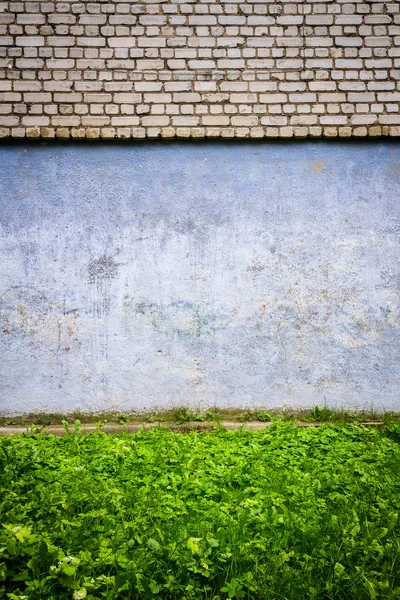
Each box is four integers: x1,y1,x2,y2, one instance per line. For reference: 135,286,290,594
0,125,399,141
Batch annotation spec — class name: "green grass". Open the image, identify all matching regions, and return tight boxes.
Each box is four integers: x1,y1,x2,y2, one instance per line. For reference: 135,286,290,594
1,423,400,599
2,405,398,427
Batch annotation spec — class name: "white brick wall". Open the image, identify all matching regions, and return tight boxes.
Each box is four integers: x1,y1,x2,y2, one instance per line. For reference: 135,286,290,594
0,0,399,139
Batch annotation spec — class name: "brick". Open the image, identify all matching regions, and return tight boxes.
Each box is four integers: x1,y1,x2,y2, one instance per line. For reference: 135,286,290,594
217,59,244,68
54,93,82,103
81,117,110,126
378,92,400,101
231,116,258,126
46,59,75,69
136,59,164,70
141,116,170,126
83,93,112,103
108,38,137,47
114,93,141,103
22,116,50,126
320,116,348,125
172,92,200,103
23,93,52,102
14,81,41,91
1,0,398,140
77,38,106,47
17,14,45,24
347,93,375,102
79,15,107,25
202,115,230,126
111,117,140,125
52,116,81,126
337,37,364,49
0,116,20,126
189,16,217,26
289,93,316,103
46,37,75,46
171,116,200,126
16,36,44,46
319,93,346,103
259,94,287,104
188,60,216,69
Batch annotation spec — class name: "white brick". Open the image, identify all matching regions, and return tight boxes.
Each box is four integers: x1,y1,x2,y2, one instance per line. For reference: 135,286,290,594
141,116,170,126
24,92,51,102
2,0,398,140
47,37,75,46
16,36,44,46
259,94,287,104
114,93,142,103
108,38,137,48
111,117,140,125
231,115,259,126
22,116,50,126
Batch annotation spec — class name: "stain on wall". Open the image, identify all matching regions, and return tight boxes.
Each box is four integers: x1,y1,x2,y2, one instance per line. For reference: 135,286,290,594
0,141,399,415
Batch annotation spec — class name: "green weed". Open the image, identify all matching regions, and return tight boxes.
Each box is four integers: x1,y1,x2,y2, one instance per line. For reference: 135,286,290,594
206,409,222,425
0,424,399,599
174,407,205,424
145,414,165,423
256,411,273,422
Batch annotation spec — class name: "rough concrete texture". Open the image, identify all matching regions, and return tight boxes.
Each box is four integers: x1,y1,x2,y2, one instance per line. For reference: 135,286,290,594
0,0,400,139
0,141,399,416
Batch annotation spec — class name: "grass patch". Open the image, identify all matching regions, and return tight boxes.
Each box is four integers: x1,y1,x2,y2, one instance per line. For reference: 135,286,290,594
1,423,400,599
1,406,399,428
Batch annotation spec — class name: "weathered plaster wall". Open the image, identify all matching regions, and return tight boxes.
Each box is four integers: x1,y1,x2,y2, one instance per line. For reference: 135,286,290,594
0,0,400,140
0,141,399,415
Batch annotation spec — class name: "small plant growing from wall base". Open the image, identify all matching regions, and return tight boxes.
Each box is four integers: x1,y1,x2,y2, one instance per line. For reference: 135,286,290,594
174,407,205,424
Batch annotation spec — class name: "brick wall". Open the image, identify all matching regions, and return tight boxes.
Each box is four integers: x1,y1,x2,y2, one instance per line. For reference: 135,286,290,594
0,0,399,140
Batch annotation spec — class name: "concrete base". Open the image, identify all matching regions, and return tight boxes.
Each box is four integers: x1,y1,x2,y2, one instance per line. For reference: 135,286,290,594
0,420,385,437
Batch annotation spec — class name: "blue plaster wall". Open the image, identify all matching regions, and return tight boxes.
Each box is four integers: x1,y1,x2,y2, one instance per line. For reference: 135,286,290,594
0,141,399,415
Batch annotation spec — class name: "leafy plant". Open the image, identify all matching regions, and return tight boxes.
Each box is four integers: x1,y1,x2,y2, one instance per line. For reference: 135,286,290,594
174,407,204,424
146,414,165,423
257,411,273,422
174,407,191,424
95,419,106,432
309,405,334,421
117,413,128,425
206,409,222,426
385,421,400,443
190,413,205,422
1,423,400,599
238,409,256,422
